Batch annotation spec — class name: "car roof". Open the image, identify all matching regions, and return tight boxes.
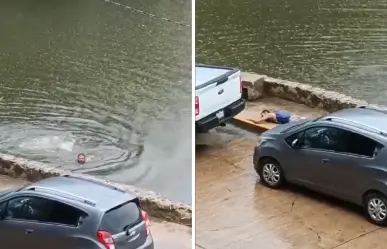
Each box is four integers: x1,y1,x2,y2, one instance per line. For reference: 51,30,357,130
322,107,387,135
20,176,137,212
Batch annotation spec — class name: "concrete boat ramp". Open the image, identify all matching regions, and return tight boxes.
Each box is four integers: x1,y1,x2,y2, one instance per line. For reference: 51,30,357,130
195,74,387,249
196,137,387,249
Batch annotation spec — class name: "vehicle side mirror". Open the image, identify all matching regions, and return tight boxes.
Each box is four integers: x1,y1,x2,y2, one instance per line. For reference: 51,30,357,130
291,138,300,148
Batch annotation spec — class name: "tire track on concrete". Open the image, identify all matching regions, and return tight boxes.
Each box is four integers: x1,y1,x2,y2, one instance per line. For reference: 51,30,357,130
329,227,382,249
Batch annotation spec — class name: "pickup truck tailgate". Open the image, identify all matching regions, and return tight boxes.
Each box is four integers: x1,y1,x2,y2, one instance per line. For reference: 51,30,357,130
195,65,241,120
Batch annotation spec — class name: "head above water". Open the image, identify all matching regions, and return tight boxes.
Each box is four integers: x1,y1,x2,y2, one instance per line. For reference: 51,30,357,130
77,153,86,164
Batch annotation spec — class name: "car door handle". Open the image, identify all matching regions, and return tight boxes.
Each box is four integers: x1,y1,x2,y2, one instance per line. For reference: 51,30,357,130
321,158,330,164
25,229,34,234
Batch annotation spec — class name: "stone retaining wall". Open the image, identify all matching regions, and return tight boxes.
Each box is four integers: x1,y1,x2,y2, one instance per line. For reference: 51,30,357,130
0,154,192,227
241,72,380,112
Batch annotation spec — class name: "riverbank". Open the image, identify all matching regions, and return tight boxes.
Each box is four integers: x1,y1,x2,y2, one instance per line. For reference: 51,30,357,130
237,71,384,131
0,155,192,227
241,71,372,111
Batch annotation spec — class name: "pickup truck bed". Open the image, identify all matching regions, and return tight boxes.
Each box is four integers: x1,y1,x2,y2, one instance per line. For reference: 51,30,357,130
195,64,245,132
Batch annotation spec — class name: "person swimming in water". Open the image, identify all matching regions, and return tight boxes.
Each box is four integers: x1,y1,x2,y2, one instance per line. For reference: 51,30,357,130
77,153,94,164
248,109,305,124
77,153,86,164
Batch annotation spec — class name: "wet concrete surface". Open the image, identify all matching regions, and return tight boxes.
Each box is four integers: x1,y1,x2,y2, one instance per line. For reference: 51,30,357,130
150,219,191,249
0,175,191,249
196,135,387,249
243,97,328,118
231,97,328,133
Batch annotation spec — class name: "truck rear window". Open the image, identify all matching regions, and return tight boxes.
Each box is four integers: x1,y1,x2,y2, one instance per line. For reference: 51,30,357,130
99,201,141,234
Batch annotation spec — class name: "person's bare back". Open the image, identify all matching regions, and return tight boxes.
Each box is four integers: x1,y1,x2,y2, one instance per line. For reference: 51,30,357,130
247,109,305,125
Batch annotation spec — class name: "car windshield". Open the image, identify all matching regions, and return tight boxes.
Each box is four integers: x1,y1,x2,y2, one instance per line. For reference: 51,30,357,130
16,183,32,192
285,114,327,132
99,201,141,234
281,120,311,133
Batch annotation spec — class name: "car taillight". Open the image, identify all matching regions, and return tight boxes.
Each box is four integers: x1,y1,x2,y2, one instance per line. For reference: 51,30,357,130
97,230,115,249
240,76,243,93
195,96,199,116
141,210,150,235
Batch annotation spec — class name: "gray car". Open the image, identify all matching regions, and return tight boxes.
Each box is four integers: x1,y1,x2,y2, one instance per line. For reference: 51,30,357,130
0,175,154,249
253,106,387,226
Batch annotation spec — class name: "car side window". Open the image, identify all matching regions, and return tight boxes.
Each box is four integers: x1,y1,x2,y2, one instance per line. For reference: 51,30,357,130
299,126,382,157
0,201,6,217
301,126,344,151
6,196,39,221
6,196,87,226
285,132,300,146
339,131,381,157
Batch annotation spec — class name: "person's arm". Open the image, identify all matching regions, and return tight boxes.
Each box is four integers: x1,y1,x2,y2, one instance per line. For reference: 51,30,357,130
247,113,276,124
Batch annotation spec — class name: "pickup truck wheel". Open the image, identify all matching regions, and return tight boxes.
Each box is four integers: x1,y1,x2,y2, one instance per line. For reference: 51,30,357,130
364,192,387,226
257,158,284,189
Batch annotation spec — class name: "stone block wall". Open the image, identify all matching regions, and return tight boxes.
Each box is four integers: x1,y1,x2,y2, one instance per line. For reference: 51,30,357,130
241,72,371,112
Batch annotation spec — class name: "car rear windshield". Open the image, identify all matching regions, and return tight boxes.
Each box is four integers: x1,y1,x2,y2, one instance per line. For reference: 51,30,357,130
99,200,141,234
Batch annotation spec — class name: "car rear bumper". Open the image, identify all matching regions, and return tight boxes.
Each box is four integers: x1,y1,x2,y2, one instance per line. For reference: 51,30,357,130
196,98,245,132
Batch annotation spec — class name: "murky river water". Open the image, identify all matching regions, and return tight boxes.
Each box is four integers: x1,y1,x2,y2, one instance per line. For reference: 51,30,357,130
196,0,387,104
0,0,191,203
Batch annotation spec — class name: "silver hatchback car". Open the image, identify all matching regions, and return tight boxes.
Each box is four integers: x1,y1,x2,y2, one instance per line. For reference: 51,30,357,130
0,175,154,249
254,106,387,226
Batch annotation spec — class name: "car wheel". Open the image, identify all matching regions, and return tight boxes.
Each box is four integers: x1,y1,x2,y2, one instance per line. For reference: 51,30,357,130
364,192,387,226
257,158,284,189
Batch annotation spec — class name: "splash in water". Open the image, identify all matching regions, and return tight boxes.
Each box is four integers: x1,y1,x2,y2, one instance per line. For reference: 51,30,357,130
19,135,75,152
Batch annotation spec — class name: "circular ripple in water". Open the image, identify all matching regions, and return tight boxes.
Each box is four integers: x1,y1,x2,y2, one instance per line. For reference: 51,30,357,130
0,90,144,178
0,0,191,203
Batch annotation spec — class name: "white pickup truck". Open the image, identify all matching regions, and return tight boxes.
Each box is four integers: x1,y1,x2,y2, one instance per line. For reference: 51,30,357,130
195,64,246,132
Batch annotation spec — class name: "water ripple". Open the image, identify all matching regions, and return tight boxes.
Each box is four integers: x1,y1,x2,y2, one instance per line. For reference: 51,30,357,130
197,0,387,104
0,0,192,203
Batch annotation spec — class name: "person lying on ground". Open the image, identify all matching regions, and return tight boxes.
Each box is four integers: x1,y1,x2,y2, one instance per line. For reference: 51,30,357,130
247,109,305,124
